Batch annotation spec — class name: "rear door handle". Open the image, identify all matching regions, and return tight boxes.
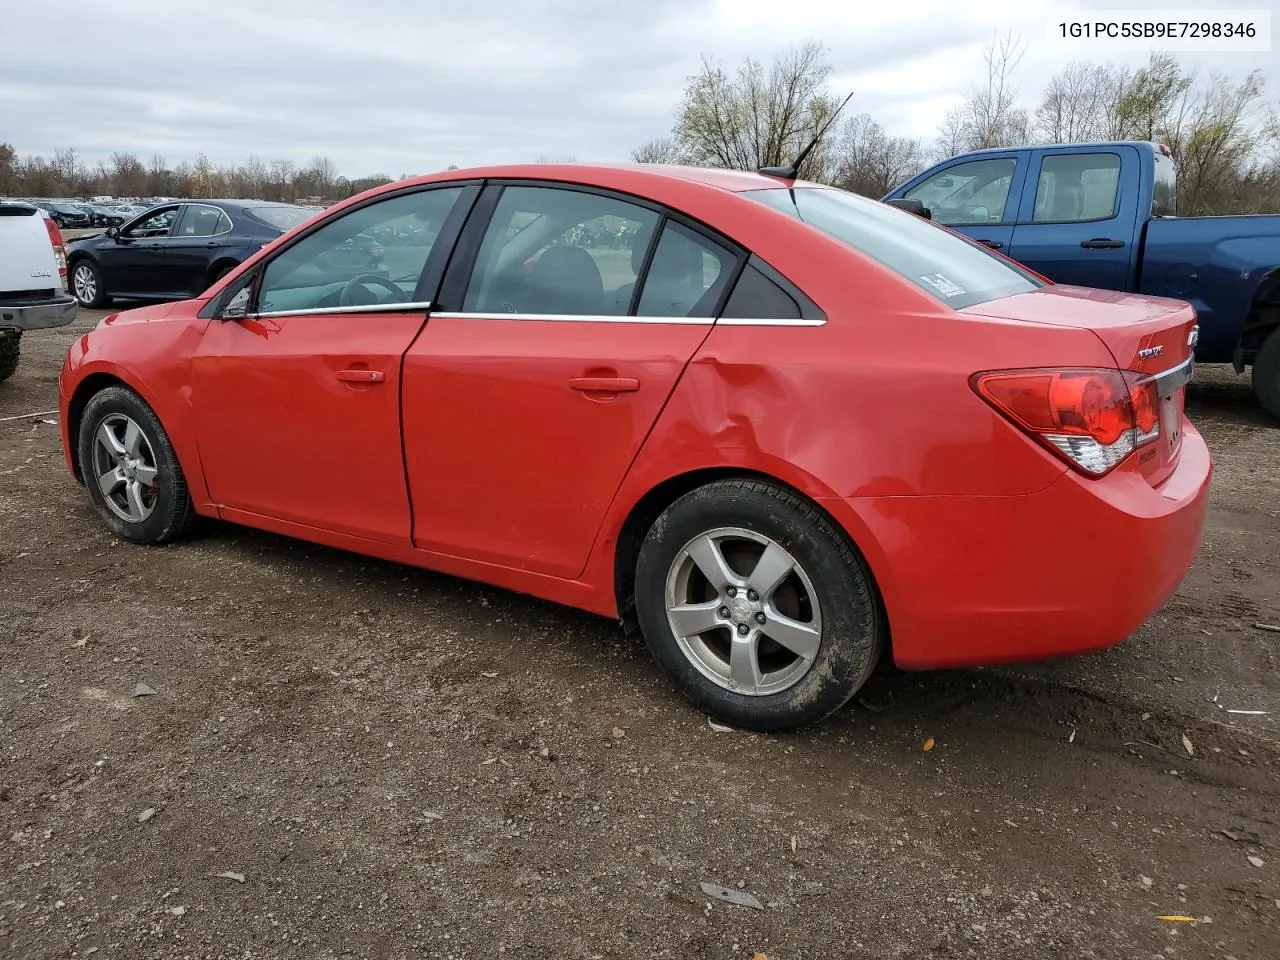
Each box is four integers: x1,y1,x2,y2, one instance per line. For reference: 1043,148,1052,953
336,369,385,383
1081,238,1125,249
977,239,1003,249
569,376,639,393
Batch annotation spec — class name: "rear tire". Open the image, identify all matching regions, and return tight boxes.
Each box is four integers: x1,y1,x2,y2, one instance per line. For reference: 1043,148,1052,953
634,478,884,732
70,259,109,308
1252,328,1280,423
77,385,195,544
0,332,20,383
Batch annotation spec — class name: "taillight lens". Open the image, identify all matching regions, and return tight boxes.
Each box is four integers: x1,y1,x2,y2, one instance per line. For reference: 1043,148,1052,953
42,217,68,282
973,367,1161,477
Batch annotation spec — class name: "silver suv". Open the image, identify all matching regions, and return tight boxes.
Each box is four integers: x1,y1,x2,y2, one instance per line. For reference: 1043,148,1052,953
0,202,78,382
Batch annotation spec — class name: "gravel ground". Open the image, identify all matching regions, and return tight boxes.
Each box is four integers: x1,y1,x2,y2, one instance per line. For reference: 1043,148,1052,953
2,308,1278,960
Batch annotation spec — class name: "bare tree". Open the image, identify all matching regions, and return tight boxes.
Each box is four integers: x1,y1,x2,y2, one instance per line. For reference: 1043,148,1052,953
1035,62,1128,143
109,152,146,196
671,41,842,181
269,158,296,201
308,155,337,196
936,31,1031,154
240,154,268,198
630,137,681,164
834,113,924,197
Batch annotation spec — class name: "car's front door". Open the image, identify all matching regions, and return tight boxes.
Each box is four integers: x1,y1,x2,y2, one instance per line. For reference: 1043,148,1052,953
98,204,180,294
897,153,1027,254
165,203,234,295
190,183,476,544
401,182,740,578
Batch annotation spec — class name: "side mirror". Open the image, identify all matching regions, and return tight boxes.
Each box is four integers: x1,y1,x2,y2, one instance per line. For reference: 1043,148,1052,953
105,225,119,239
885,198,932,220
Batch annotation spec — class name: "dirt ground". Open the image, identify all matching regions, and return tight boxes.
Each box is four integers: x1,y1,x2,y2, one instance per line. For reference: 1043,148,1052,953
2,307,1278,960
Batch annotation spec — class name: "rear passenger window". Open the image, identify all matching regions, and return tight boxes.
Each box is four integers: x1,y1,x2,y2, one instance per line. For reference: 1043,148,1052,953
1032,153,1121,223
635,221,737,318
721,263,802,320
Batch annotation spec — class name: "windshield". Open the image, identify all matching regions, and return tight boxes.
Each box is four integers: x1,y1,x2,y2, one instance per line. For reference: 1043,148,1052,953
245,205,316,232
741,186,1045,310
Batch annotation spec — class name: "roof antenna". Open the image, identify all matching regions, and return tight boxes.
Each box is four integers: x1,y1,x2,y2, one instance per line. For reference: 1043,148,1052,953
758,90,856,181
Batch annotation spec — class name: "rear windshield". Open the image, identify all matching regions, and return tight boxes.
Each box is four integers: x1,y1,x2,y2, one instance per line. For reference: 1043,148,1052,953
244,205,316,232
741,186,1044,310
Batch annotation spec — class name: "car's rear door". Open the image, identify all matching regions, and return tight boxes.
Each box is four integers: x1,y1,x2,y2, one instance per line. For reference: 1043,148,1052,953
190,183,477,544
401,182,740,578
1005,145,1143,291
165,203,234,295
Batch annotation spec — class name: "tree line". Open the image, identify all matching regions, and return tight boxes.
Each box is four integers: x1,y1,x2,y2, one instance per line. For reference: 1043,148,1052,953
0,147,398,204
632,34,1280,216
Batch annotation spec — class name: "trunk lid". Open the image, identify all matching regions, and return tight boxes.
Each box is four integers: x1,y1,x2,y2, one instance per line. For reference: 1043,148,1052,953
0,204,60,299
962,283,1197,487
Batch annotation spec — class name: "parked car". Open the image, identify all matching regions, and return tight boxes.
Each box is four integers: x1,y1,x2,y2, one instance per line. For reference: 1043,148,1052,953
882,140,1280,420
34,201,92,229
0,201,77,381
57,163,1210,730
65,199,318,307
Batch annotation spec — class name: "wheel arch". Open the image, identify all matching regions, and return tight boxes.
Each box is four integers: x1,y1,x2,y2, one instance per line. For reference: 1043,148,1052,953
611,466,892,657
1237,266,1280,366
206,257,241,288
66,372,133,482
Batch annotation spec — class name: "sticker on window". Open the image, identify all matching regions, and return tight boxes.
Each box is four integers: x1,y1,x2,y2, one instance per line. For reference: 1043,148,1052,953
919,273,967,298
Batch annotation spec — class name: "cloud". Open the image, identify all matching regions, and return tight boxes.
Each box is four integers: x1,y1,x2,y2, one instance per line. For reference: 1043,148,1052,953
1,0,1272,177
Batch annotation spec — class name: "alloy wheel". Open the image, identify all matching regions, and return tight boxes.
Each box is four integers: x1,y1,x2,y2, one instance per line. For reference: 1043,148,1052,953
90,413,160,523
664,527,823,696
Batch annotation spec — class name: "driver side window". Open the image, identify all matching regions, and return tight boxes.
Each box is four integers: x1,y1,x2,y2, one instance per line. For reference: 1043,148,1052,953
256,187,463,316
903,158,1016,226
123,206,178,239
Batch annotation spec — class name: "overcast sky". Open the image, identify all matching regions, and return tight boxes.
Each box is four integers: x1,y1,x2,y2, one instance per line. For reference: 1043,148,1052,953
3,0,1275,177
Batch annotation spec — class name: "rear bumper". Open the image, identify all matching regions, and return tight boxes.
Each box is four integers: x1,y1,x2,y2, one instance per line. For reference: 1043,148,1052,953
820,421,1213,669
0,294,77,332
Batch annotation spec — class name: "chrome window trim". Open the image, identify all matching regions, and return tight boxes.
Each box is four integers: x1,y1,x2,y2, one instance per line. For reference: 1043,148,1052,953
1152,354,1194,397
179,202,235,239
251,300,435,319
430,311,824,327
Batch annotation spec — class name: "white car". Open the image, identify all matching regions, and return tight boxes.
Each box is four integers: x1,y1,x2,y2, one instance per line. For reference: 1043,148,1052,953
0,202,78,382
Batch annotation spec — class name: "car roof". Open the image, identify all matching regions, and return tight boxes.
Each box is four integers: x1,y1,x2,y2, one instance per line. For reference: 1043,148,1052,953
175,199,311,211
400,162,815,194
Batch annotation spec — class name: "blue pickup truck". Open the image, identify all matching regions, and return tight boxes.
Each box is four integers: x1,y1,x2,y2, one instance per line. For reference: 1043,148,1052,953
883,141,1280,420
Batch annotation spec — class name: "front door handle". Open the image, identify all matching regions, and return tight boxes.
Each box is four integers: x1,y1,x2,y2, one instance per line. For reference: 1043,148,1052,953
977,239,1003,249
336,369,385,383
569,376,640,393
1081,238,1125,249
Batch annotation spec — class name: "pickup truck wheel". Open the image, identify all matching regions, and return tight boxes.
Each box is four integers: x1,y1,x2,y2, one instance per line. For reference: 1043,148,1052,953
71,259,109,308
1252,328,1280,423
634,479,884,732
0,333,19,383
77,385,194,544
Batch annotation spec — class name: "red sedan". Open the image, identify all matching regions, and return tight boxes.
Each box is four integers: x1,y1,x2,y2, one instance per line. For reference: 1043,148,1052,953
57,163,1212,730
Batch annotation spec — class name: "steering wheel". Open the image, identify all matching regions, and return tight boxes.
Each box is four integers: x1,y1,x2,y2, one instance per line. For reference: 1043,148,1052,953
338,273,411,307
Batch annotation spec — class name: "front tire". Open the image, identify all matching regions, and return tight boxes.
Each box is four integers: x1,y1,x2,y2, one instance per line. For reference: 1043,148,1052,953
634,479,883,732
1252,327,1280,423
70,259,109,308
0,332,20,383
77,385,194,544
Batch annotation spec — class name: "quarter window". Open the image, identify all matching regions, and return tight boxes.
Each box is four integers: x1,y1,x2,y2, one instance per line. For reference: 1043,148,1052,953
903,158,1017,225
1032,153,1121,222
256,187,462,315
463,186,660,316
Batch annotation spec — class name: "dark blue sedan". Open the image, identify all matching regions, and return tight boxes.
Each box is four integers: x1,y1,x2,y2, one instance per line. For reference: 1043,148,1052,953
65,200,318,308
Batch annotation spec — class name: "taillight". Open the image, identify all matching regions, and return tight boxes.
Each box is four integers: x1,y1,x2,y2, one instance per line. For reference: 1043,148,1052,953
973,367,1161,477
42,217,68,282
